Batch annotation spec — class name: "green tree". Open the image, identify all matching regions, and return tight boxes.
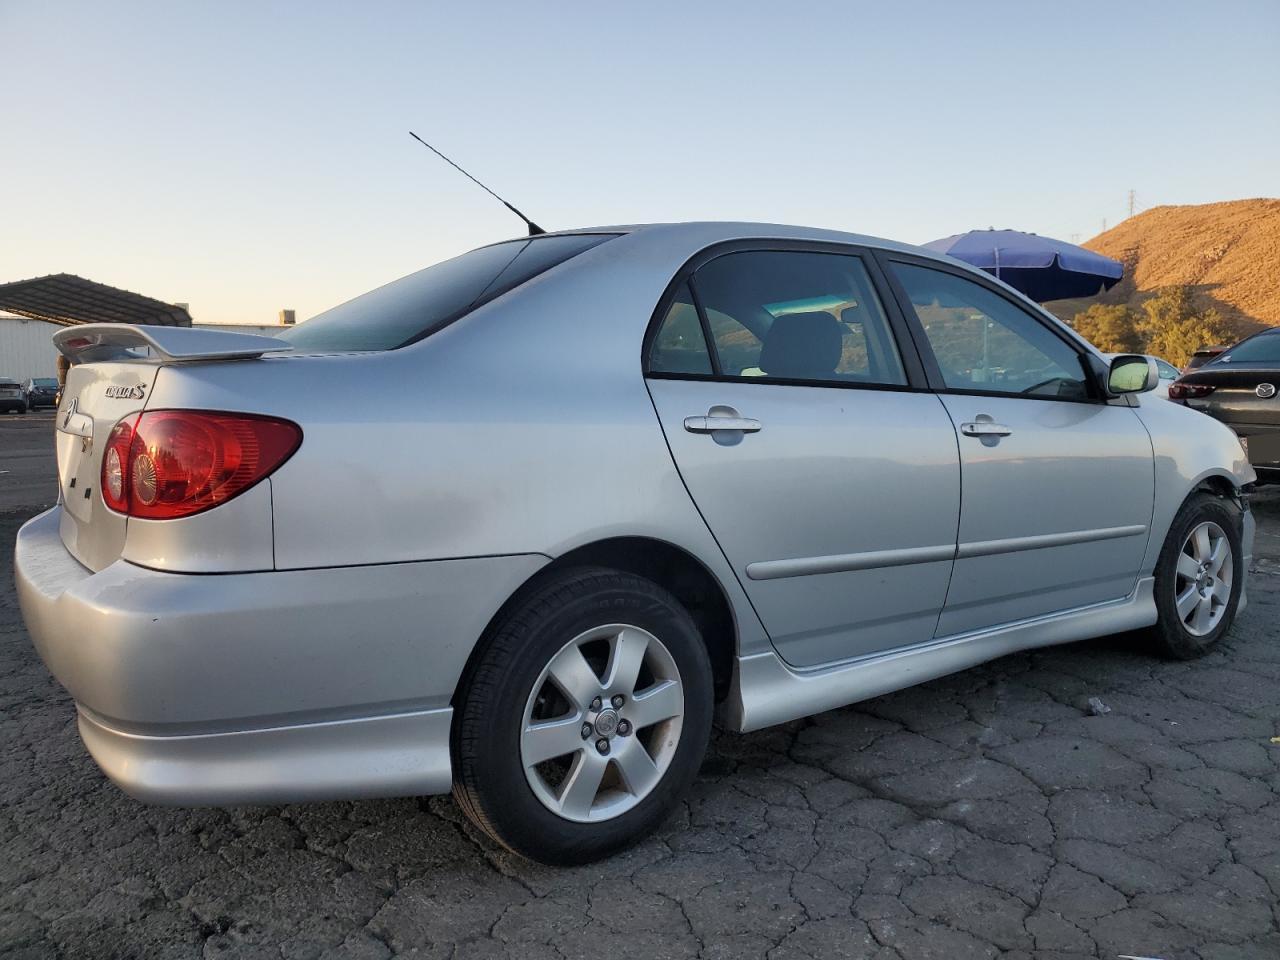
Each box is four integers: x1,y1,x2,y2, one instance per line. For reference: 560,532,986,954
1137,287,1236,367
1070,303,1142,353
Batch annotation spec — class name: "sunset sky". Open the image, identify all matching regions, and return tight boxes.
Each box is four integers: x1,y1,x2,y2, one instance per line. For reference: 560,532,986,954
3,0,1277,324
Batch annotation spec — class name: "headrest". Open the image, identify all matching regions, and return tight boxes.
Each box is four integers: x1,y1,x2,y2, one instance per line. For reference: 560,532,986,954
759,311,843,380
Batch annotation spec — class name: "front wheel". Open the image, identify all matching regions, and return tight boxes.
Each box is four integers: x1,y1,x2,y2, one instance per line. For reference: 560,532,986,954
452,567,713,864
1150,491,1244,659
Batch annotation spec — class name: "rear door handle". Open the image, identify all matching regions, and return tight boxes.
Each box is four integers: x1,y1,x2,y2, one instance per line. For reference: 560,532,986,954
683,415,762,434
960,421,1012,438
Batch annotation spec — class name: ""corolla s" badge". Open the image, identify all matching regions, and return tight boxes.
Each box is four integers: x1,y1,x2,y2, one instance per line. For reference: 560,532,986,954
105,384,146,400
1257,383,1277,399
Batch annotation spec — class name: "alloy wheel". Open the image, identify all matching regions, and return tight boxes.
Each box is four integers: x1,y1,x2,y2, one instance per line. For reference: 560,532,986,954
520,624,684,823
1174,520,1233,637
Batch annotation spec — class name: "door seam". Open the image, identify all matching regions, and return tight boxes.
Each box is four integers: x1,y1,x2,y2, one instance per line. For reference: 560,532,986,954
639,376,774,651
933,393,965,639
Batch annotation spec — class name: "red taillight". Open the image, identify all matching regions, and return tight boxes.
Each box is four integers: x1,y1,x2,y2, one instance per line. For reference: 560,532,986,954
1168,382,1216,401
100,411,301,519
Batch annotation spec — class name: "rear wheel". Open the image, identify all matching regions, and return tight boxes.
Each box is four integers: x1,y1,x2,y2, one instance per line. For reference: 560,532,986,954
1150,492,1244,659
452,567,713,864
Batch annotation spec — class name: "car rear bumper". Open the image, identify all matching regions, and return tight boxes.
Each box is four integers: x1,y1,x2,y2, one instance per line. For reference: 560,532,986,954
74,703,454,805
15,506,548,805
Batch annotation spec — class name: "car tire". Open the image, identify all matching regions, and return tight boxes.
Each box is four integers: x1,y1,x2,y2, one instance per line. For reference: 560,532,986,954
452,566,713,865
1149,491,1244,659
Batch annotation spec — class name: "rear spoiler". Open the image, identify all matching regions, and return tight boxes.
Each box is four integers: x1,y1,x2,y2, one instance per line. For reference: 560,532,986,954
53,323,294,364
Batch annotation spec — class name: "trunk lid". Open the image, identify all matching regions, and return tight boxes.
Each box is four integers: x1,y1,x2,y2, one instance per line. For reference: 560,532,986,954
55,362,162,570
51,324,291,571
1183,364,1280,428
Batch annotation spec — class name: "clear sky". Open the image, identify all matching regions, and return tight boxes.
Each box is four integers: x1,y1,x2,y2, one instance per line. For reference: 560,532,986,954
3,0,1277,324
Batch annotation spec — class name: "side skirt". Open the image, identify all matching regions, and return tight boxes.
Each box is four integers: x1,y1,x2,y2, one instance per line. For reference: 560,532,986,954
726,577,1158,733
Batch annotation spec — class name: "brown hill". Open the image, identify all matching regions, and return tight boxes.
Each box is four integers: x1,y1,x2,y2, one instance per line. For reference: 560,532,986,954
1045,198,1280,333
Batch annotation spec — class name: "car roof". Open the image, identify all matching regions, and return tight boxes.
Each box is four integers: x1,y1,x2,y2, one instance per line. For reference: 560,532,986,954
516,220,1039,304
526,221,936,259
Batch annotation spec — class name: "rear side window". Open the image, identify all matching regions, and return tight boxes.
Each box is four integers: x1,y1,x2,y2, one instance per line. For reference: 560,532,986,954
281,234,615,351
691,251,907,385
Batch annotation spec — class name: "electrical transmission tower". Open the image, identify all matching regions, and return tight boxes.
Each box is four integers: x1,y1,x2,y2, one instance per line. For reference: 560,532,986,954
1128,189,1137,218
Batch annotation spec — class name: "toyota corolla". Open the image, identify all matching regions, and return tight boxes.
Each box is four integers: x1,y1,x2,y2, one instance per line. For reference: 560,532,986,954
15,223,1256,864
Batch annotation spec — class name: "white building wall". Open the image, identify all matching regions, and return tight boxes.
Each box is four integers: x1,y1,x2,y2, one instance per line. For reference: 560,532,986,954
0,315,62,381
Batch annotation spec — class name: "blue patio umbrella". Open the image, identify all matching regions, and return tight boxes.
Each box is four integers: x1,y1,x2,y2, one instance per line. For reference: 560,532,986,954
922,229,1123,302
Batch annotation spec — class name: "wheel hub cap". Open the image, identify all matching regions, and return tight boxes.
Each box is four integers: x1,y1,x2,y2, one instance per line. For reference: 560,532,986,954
593,709,619,738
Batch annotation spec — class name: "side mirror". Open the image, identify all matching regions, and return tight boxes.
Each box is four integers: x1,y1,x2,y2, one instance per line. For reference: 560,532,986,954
1107,355,1159,395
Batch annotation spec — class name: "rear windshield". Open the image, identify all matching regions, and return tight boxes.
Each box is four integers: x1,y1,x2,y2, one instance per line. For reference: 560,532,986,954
280,234,615,352
1213,333,1280,365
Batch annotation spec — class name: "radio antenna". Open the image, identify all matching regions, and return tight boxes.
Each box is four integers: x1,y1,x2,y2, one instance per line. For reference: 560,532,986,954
409,131,545,236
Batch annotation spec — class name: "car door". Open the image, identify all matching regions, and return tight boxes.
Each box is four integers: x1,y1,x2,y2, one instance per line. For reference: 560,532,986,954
880,254,1155,638
644,244,961,668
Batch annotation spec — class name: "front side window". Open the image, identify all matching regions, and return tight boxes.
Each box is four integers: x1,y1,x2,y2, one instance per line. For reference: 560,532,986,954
687,251,907,386
891,262,1091,400
1156,360,1180,380
281,234,614,352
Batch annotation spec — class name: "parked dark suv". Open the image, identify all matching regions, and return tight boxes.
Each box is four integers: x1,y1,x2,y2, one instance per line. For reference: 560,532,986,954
1184,345,1230,373
23,377,58,410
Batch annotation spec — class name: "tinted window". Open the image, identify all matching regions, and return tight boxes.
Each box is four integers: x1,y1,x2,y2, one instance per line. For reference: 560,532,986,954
892,263,1091,400
648,283,713,374
1156,360,1180,380
689,251,907,386
1215,333,1280,364
281,234,614,352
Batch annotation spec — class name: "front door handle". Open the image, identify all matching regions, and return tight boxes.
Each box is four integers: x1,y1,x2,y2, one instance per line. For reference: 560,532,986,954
684,415,762,434
960,420,1012,438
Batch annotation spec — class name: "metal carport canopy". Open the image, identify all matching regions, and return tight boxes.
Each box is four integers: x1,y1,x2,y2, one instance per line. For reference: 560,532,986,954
0,273,191,327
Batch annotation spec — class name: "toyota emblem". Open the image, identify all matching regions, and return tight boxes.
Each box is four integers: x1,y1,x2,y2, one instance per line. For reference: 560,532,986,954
1257,383,1277,399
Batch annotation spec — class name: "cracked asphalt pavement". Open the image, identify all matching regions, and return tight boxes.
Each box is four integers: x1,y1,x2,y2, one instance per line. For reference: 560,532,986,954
2,424,1279,959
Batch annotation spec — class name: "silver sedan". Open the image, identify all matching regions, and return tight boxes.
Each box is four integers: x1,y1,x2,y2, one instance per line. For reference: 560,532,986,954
15,223,1256,864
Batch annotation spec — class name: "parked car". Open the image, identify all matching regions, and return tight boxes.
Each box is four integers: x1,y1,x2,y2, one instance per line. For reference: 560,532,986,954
0,377,27,413
15,223,1256,864
23,377,58,409
1170,327,1280,485
1184,344,1230,373
1104,354,1180,398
